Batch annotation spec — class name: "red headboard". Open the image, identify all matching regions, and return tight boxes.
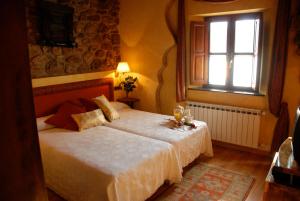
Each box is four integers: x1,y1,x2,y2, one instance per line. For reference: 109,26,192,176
33,78,114,117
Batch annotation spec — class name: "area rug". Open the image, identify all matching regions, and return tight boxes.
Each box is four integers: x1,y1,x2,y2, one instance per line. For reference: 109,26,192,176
156,163,255,201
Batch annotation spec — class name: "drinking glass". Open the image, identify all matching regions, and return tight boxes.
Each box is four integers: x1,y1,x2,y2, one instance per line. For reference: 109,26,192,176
173,108,183,122
183,108,193,123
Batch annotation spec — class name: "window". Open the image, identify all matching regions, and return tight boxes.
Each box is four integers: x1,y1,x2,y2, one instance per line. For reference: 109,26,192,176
190,13,263,93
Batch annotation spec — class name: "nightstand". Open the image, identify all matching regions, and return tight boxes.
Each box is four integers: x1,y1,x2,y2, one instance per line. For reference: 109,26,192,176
117,97,139,108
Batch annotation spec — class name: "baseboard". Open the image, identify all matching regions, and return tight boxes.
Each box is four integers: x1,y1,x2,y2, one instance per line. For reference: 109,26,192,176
212,140,272,157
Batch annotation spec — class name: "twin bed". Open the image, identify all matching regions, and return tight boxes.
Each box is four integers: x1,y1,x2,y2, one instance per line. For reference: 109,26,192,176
106,107,213,168
34,78,213,201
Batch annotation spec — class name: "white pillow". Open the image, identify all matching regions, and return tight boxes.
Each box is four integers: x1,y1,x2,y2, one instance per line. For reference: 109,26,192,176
36,115,55,131
110,101,130,111
71,109,107,131
93,96,120,121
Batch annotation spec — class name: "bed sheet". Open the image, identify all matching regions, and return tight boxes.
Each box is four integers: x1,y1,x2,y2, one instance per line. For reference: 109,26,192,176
39,126,182,201
105,108,213,168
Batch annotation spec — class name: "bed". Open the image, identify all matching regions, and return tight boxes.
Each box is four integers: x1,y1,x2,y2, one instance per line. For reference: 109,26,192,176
105,107,213,168
33,79,182,201
39,126,182,201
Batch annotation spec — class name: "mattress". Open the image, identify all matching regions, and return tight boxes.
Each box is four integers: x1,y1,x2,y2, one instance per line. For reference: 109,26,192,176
105,108,214,168
39,126,182,201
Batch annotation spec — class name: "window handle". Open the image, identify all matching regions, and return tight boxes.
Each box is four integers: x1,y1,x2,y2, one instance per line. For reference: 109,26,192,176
229,59,233,68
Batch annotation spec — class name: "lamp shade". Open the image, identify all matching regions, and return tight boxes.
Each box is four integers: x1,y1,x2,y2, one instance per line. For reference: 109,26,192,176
116,62,130,73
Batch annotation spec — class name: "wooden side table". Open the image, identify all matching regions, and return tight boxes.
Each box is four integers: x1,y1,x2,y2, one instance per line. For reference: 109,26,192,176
264,152,300,201
117,97,139,108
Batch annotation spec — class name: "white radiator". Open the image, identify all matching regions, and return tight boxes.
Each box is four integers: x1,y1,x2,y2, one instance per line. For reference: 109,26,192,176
187,101,261,148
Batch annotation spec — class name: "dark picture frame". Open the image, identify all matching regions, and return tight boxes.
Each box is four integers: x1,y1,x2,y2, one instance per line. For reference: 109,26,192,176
38,1,76,48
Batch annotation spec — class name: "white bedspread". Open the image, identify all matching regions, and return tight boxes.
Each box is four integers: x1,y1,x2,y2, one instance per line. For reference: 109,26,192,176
39,126,182,201
105,109,213,168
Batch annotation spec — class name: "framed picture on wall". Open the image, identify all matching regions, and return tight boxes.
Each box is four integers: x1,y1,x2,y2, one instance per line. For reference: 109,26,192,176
38,1,76,48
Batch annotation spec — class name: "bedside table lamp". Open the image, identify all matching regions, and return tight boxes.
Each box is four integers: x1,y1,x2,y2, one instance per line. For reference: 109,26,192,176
115,62,130,90
116,62,130,76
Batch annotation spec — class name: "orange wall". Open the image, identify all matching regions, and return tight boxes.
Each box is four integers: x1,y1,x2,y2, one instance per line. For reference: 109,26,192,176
119,0,177,113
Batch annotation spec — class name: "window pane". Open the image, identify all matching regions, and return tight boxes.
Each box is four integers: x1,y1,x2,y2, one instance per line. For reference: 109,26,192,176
233,55,257,88
210,21,228,53
209,55,227,85
235,19,257,53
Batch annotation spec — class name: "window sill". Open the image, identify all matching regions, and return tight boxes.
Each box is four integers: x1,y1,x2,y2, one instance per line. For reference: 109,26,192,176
188,86,265,97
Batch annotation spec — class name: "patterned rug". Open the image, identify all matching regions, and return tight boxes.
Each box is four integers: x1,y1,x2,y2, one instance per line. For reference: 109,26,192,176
156,163,255,201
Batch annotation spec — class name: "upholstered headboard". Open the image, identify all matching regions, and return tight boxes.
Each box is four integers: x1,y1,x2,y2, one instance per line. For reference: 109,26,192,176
33,78,114,117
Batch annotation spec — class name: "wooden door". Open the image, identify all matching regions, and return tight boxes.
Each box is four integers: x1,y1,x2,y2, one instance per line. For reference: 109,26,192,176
0,1,48,201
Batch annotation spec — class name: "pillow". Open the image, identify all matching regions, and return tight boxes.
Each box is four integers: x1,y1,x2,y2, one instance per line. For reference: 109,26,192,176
36,115,55,131
110,101,130,111
71,109,107,131
79,98,99,112
46,102,86,131
93,95,120,121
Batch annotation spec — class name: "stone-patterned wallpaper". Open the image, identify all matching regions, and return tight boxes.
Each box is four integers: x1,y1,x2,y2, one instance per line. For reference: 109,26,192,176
25,0,120,78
